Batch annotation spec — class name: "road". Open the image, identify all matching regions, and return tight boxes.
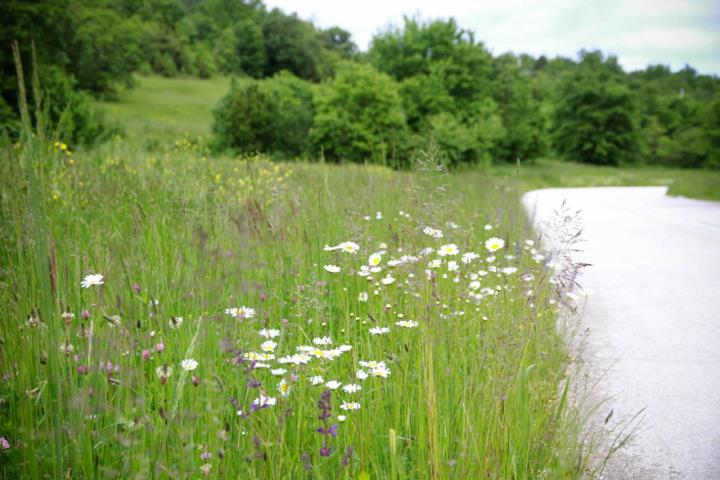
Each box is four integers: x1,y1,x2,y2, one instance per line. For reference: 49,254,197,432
522,186,720,480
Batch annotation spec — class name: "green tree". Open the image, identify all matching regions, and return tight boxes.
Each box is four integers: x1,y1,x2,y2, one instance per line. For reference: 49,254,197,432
262,9,324,80
311,62,408,165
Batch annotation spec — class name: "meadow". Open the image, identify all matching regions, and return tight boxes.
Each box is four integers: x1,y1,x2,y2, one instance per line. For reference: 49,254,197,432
0,135,585,478
1,73,714,479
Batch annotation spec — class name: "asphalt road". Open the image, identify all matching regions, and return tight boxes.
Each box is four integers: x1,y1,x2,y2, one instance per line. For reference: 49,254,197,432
523,187,720,480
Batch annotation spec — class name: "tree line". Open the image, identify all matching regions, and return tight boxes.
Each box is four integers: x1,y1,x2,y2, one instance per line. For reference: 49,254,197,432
2,0,718,168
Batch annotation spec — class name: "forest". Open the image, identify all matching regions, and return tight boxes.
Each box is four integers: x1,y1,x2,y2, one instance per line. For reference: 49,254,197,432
2,0,719,168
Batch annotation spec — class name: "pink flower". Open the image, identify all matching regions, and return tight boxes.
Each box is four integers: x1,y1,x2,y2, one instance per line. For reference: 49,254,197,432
0,436,10,450
81,309,90,319
142,349,151,361
155,341,164,353
132,283,141,293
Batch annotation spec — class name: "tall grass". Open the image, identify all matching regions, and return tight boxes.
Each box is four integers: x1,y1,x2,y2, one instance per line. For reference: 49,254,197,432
0,65,585,479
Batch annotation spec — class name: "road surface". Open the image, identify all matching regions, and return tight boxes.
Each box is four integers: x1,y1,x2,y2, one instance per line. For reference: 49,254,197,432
523,187,720,479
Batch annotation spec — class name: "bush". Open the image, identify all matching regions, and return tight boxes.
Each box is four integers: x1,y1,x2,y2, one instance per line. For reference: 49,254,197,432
311,62,409,165
212,73,314,156
41,66,113,145
554,78,639,166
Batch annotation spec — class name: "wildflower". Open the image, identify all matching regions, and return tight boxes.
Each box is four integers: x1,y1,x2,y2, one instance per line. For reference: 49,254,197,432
199,463,212,476
356,370,368,380
370,365,391,378
81,273,104,288
358,291,369,302
501,267,518,275
27,316,40,328
169,316,183,329
369,326,390,335
462,252,479,264
342,384,361,394
278,378,291,397
61,312,75,325
368,252,382,266
338,415,347,422
192,375,201,386
0,437,10,451
324,241,360,253
448,261,459,272
395,320,419,328
438,244,459,257
260,340,277,353
142,349,151,360
81,309,90,319
484,224,493,231
422,226,443,238
324,380,342,390
155,341,165,353
341,446,354,467
310,375,325,385
485,237,505,252
338,344,352,352
60,342,74,355
225,306,255,320
381,275,395,285
340,402,360,411
259,328,280,338
156,365,173,383
312,336,332,345
181,359,198,371
375,211,383,220
271,368,287,376
252,394,277,408
323,265,341,273
469,280,481,290
428,259,442,269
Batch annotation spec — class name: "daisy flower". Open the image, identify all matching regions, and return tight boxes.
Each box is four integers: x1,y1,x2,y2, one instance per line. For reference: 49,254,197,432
278,379,291,397
381,274,395,285
260,341,277,353
342,384,361,393
356,369,369,380
422,226,443,238
358,291,369,302
310,375,324,385
81,273,104,288
485,237,505,252
438,244,459,257
324,265,341,273
259,328,280,338
325,380,342,390
340,402,360,411
271,368,287,376
181,359,198,371
252,394,277,408
395,320,419,328
225,306,255,320
369,326,390,335
368,252,383,267
370,365,391,378
313,336,333,345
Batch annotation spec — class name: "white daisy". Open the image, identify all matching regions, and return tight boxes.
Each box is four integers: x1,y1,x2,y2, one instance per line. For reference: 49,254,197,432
438,244,459,257
181,359,198,371
485,237,505,252
324,265,341,273
81,273,104,288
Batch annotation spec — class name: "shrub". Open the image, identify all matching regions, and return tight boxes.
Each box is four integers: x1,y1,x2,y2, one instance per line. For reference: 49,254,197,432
212,73,314,156
311,62,409,165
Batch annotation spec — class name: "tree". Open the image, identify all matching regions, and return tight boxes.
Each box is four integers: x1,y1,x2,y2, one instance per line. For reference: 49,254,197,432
262,9,324,80
311,62,408,165
554,77,639,165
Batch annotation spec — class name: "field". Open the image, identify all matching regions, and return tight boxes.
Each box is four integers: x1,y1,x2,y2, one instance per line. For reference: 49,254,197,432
0,74,715,479
1,101,587,478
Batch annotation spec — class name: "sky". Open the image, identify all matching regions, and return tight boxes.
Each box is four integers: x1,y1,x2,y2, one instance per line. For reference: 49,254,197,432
263,0,720,75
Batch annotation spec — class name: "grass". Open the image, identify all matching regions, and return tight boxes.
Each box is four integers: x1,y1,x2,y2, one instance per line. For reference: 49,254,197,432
0,123,585,478
99,75,232,140
489,159,720,201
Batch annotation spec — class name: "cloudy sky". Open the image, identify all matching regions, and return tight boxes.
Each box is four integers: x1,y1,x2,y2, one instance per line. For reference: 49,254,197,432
264,0,720,74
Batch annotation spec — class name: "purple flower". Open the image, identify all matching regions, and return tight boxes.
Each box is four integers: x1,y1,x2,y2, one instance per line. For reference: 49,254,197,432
81,309,90,319
341,446,354,467
132,283,141,293
317,390,332,421
0,437,10,450
319,443,331,457
155,341,164,353
77,365,89,375
142,349,151,361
